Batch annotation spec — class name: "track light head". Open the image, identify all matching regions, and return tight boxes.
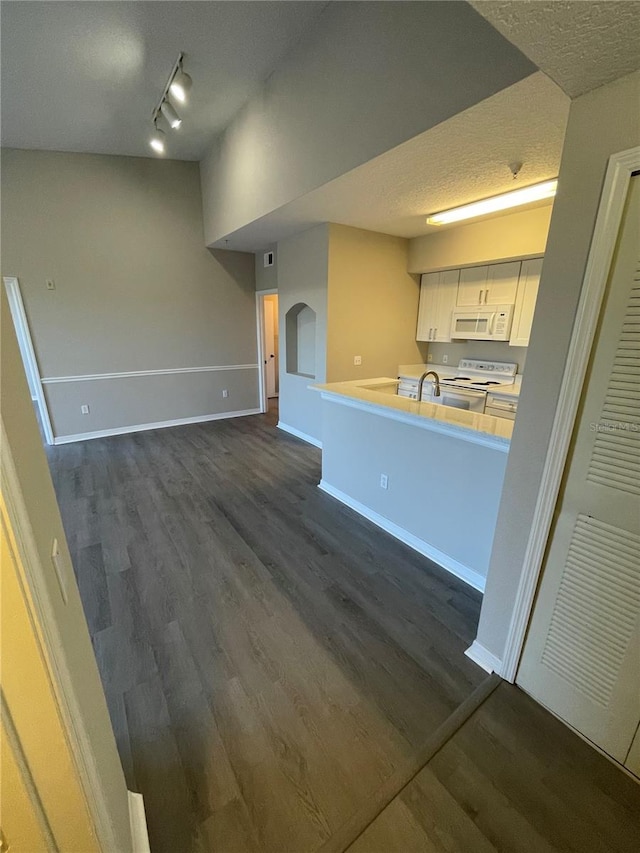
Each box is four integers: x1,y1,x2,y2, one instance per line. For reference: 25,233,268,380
161,100,182,129
149,121,166,154
170,68,193,104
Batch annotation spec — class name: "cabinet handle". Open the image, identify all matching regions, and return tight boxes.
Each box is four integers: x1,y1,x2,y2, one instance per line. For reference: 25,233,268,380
484,289,489,304
434,327,437,339
429,327,433,340
478,289,483,304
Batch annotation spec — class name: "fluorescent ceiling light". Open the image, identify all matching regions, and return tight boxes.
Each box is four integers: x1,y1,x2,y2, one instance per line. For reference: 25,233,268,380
170,69,192,104
426,179,558,226
161,100,182,129
149,126,166,154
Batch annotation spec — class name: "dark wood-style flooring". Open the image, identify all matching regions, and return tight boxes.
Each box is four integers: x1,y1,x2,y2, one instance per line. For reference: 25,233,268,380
47,407,640,852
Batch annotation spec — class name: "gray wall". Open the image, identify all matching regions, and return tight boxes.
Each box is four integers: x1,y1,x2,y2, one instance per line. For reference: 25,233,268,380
200,2,535,245
476,70,640,662
1,286,132,850
255,244,277,292
321,399,508,583
277,224,329,442
1,149,258,439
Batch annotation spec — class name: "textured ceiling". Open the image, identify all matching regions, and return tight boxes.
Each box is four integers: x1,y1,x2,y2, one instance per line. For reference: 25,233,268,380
469,1,640,97
0,1,325,159
215,72,569,250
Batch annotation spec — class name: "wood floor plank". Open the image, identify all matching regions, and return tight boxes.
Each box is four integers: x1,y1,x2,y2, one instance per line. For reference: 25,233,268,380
351,682,640,853
55,406,640,853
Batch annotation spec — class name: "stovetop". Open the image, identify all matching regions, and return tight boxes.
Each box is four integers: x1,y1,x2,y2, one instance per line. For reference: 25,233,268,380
438,359,518,392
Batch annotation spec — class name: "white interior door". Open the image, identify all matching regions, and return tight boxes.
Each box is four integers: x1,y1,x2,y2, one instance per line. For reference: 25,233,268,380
517,176,640,767
263,294,278,398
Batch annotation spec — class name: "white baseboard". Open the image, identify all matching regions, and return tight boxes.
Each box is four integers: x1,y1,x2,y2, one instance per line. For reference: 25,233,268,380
465,640,502,674
318,480,486,593
277,421,322,448
53,409,261,445
128,791,151,853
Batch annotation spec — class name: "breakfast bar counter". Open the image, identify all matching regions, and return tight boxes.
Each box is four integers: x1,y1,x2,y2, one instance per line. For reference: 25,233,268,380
312,378,512,591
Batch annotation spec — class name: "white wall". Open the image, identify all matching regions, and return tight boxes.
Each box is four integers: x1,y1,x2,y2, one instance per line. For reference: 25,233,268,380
200,2,536,245
476,70,640,663
1,149,258,440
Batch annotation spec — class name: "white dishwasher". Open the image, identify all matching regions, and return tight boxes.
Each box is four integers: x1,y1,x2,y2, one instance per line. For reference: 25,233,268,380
485,393,518,420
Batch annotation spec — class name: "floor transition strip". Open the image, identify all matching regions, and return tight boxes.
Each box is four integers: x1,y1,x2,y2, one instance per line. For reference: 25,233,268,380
318,673,502,853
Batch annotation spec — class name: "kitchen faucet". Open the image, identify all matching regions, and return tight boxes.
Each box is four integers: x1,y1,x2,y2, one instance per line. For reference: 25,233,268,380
417,370,441,400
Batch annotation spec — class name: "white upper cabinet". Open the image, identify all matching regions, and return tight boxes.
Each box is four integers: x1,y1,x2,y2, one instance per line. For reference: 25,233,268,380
457,261,521,307
417,269,459,342
457,265,489,307
485,261,521,305
510,258,543,347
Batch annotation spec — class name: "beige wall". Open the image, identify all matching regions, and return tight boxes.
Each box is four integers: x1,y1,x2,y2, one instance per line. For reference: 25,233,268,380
1,149,257,439
476,70,640,662
277,224,329,442
408,204,552,273
327,224,426,382
1,287,132,850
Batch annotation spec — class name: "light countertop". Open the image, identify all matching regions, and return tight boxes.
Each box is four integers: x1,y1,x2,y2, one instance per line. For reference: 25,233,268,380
312,377,513,449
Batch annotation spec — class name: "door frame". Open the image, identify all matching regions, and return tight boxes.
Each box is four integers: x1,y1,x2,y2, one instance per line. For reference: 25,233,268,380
501,145,640,683
3,276,55,445
255,289,278,414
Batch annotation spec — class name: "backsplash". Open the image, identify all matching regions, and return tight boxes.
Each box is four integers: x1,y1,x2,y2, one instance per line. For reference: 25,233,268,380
427,340,528,374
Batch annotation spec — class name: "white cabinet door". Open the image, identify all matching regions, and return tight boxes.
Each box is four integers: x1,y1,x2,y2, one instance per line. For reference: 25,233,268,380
485,261,521,305
457,265,488,307
433,268,459,342
510,258,543,347
417,270,459,342
416,272,439,341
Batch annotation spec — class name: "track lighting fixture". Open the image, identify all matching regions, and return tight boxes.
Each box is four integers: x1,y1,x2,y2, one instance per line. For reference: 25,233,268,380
149,122,166,154
160,100,182,129
169,64,193,104
148,52,192,155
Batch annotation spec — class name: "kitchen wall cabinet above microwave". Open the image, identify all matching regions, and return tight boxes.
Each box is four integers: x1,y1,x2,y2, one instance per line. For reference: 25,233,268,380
457,261,521,307
416,268,459,342
416,257,543,346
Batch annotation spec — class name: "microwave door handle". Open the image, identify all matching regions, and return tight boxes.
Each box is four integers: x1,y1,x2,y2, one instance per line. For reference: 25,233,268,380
489,312,497,334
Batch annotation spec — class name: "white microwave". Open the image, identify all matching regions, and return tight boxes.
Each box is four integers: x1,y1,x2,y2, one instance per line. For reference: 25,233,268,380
450,304,514,341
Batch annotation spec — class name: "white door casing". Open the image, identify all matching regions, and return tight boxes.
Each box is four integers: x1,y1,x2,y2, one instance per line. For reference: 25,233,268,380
3,277,54,444
517,174,640,765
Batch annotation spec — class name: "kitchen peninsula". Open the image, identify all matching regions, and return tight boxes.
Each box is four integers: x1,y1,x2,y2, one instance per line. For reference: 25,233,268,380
313,377,512,591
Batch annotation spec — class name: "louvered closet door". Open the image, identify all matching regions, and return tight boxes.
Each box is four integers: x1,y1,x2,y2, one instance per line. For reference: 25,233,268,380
517,175,640,767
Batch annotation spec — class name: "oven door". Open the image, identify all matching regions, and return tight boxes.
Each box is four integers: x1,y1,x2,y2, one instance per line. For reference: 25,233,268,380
432,386,487,413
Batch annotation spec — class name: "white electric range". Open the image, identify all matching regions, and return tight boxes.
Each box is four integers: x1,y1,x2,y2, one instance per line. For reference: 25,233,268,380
398,359,518,414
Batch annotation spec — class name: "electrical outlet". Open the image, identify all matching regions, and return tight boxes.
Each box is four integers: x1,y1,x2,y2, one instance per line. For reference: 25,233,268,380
380,473,389,490
442,354,449,364
81,404,90,414
46,278,56,290
222,389,229,398
353,355,362,366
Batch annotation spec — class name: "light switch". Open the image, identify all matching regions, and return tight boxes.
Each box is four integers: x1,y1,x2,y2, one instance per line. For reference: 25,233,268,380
81,404,90,414
46,279,56,290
